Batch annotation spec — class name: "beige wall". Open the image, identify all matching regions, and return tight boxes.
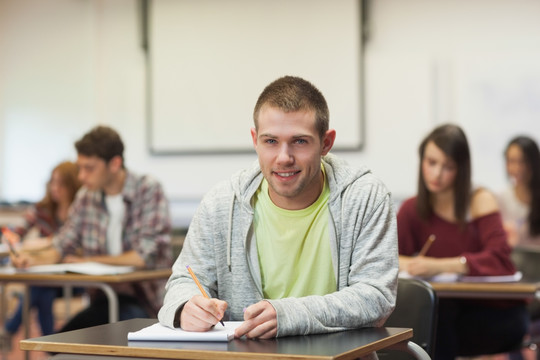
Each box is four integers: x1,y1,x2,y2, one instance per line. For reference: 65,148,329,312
1,0,540,226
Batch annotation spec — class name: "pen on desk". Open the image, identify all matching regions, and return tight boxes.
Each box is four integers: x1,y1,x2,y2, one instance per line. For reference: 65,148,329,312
186,265,225,326
1,227,19,258
418,234,436,257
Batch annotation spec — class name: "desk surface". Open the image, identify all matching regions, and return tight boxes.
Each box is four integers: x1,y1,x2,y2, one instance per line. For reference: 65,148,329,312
20,318,413,360
0,268,171,284
430,280,540,299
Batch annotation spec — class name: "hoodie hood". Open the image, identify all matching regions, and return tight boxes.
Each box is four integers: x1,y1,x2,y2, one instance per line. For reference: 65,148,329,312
229,152,372,209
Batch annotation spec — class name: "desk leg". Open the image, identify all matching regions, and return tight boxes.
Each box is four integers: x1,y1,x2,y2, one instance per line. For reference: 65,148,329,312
0,282,6,360
385,340,431,360
95,284,118,323
23,285,30,360
63,285,72,323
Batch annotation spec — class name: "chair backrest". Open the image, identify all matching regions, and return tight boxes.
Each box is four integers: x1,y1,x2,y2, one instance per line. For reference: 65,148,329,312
378,278,438,359
511,247,540,281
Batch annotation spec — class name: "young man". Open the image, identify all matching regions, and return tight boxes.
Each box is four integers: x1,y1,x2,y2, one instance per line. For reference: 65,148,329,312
13,126,172,332
158,76,398,345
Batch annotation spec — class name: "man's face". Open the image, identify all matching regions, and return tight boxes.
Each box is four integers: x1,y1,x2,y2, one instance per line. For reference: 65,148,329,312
76,155,112,191
251,106,335,210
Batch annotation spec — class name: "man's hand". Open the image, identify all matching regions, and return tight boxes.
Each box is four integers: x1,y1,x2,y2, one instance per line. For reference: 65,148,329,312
234,300,277,339
180,295,227,332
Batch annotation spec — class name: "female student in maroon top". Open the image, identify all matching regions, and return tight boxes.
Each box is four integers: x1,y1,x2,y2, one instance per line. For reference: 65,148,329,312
397,124,528,360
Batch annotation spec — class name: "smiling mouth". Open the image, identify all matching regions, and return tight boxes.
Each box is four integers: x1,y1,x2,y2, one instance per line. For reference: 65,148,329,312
274,170,300,178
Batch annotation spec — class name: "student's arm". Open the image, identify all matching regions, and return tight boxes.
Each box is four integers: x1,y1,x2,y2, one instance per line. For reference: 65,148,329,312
403,256,468,277
462,188,515,276
126,177,172,270
11,246,62,268
63,250,145,267
158,184,231,331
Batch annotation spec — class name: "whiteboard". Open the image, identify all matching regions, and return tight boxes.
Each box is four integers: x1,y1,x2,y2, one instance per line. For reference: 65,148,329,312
453,55,540,190
148,0,363,154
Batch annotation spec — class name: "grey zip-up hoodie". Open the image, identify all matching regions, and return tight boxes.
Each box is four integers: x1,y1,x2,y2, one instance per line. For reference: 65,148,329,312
159,153,398,339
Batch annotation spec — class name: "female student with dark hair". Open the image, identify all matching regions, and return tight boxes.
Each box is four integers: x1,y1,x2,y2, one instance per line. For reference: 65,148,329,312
1,161,81,346
498,135,540,248
397,124,529,360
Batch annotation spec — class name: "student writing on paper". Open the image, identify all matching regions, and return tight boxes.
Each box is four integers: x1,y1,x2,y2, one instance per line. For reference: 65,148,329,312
1,162,80,348
159,76,398,358
11,126,173,333
397,124,528,359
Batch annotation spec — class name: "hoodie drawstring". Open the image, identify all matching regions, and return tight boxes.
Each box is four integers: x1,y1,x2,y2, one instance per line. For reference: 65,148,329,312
227,192,235,272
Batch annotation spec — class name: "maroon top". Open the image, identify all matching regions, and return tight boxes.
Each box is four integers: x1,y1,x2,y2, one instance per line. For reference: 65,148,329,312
397,197,515,276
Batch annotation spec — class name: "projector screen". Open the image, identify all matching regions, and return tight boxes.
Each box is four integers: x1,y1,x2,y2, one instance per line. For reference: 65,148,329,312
148,0,363,154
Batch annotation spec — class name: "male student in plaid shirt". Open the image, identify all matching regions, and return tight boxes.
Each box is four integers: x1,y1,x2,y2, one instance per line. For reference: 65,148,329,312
12,125,172,332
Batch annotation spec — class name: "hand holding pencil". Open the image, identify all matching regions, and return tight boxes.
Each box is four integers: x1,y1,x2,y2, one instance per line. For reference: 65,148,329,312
183,265,227,328
418,234,436,257
1,227,20,257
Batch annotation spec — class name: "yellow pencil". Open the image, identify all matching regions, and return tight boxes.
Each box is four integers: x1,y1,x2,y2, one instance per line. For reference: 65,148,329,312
418,234,436,257
186,265,225,326
1,227,19,257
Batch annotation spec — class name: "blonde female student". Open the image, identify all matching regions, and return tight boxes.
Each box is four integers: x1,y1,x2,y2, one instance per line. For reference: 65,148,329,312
397,124,528,360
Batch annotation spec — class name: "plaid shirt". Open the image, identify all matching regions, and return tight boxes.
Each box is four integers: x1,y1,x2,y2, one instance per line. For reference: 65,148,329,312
54,170,173,315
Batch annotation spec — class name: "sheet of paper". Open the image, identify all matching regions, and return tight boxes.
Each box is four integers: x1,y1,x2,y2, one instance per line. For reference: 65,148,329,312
399,270,522,283
399,271,459,282
460,271,522,283
127,322,243,342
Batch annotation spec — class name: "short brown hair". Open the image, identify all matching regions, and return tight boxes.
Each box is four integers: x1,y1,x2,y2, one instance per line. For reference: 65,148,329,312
75,126,124,164
253,76,329,139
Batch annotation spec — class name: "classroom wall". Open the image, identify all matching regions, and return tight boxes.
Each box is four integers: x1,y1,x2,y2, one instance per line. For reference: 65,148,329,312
1,0,539,227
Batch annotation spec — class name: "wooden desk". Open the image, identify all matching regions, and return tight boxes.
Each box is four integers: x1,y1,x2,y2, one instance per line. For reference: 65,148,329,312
430,280,540,300
20,318,413,360
0,269,171,360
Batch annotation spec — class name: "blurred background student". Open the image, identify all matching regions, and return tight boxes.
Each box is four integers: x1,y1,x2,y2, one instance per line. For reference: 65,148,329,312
498,136,540,249
397,124,528,360
498,136,540,360
1,161,80,347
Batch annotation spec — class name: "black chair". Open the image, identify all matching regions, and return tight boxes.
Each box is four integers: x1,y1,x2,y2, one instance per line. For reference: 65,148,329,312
507,248,540,359
377,278,438,360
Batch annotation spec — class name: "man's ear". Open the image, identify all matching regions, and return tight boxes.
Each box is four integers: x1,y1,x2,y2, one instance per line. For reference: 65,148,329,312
321,129,336,155
250,128,258,148
108,155,123,172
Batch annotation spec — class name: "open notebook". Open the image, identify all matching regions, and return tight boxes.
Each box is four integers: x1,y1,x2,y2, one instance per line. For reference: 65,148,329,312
0,262,135,275
128,321,243,342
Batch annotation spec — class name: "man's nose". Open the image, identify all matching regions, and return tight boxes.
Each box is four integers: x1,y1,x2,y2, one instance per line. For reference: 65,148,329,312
277,144,293,164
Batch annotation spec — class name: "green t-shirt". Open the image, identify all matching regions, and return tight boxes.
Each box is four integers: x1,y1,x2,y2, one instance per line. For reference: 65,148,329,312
254,168,336,299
